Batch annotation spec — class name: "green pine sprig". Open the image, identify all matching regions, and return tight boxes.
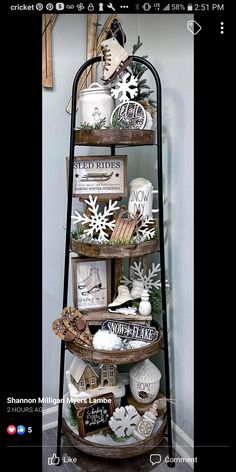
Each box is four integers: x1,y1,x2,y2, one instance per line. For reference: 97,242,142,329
129,36,157,108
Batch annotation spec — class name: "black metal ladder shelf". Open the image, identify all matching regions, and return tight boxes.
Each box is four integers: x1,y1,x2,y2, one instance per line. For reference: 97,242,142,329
55,55,175,467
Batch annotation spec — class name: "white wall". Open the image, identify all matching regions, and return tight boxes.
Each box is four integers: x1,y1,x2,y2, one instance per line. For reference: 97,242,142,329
43,14,193,441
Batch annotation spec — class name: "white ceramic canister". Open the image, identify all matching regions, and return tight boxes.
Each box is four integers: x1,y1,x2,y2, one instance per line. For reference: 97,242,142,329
128,178,159,219
79,82,115,128
129,359,161,404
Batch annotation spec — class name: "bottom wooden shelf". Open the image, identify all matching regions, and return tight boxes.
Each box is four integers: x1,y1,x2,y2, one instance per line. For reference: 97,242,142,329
62,415,167,459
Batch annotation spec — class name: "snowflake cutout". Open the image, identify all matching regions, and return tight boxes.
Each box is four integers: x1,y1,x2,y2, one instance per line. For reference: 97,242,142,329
111,72,138,103
121,261,169,292
135,216,156,241
71,195,119,242
124,326,133,337
109,405,141,437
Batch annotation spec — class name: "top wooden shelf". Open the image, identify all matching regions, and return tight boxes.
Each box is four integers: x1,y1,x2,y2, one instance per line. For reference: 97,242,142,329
74,129,156,147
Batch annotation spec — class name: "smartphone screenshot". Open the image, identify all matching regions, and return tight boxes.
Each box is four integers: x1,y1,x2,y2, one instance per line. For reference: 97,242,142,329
4,2,230,471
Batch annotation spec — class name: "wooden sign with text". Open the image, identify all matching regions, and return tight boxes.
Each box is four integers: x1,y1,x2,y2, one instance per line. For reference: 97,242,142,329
66,155,128,200
102,320,158,342
75,392,115,437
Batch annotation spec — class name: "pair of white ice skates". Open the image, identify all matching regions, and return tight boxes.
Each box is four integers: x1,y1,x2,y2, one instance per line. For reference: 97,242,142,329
78,268,102,295
108,281,144,314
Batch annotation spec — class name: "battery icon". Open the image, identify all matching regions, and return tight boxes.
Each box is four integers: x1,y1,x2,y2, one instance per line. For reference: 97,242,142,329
187,3,193,10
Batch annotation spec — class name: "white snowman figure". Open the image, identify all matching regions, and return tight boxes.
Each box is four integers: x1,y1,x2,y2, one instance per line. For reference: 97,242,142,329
92,107,102,124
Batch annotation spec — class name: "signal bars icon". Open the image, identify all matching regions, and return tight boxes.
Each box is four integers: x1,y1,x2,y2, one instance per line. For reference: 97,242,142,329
162,3,170,10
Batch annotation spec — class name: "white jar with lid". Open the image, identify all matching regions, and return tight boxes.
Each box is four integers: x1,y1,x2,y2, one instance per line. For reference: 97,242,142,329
79,82,115,128
132,401,159,440
129,359,161,404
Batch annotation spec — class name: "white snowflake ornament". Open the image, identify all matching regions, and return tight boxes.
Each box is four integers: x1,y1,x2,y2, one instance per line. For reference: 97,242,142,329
136,216,156,241
111,72,138,103
71,195,119,242
109,405,141,437
121,261,169,291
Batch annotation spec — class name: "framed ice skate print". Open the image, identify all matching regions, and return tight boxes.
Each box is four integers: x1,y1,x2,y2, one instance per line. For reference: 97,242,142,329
72,258,112,311
66,155,128,200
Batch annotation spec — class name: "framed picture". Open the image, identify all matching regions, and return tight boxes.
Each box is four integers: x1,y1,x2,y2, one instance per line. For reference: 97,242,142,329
74,393,115,437
72,258,111,311
66,155,128,199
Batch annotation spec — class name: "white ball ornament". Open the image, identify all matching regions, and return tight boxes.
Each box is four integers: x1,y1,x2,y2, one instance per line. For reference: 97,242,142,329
93,329,123,351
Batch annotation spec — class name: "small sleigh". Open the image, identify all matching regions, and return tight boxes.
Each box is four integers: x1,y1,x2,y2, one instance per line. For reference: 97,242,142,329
81,172,114,182
110,206,139,242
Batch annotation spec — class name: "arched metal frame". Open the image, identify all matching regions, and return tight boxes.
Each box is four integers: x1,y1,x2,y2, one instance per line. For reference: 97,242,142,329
56,56,174,466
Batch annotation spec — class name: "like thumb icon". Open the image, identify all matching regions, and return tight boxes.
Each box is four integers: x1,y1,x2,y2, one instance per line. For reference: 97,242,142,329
48,453,60,465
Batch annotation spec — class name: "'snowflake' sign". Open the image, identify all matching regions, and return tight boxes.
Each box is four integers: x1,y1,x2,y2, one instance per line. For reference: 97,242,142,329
102,320,159,342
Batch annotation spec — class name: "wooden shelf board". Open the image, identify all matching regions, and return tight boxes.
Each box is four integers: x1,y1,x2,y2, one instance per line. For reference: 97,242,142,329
83,310,152,326
71,238,159,258
74,129,156,147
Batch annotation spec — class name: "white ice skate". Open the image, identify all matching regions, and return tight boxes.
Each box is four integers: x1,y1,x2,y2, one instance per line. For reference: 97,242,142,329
131,280,144,301
108,285,133,313
100,37,131,83
78,268,97,289
80,268,102,295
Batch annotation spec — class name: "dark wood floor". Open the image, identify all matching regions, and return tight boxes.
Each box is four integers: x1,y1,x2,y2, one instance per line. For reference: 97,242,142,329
43,428,193,472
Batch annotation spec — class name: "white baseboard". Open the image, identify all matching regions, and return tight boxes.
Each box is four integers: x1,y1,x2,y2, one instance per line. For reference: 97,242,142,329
43,407,194,467
172,421,194,468
42,406,58,431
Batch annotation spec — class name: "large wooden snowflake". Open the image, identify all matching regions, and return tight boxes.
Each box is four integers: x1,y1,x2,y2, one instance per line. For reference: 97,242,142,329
121,261,162,291
109,405,141,437
111,73,138,103
71,195,119,242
